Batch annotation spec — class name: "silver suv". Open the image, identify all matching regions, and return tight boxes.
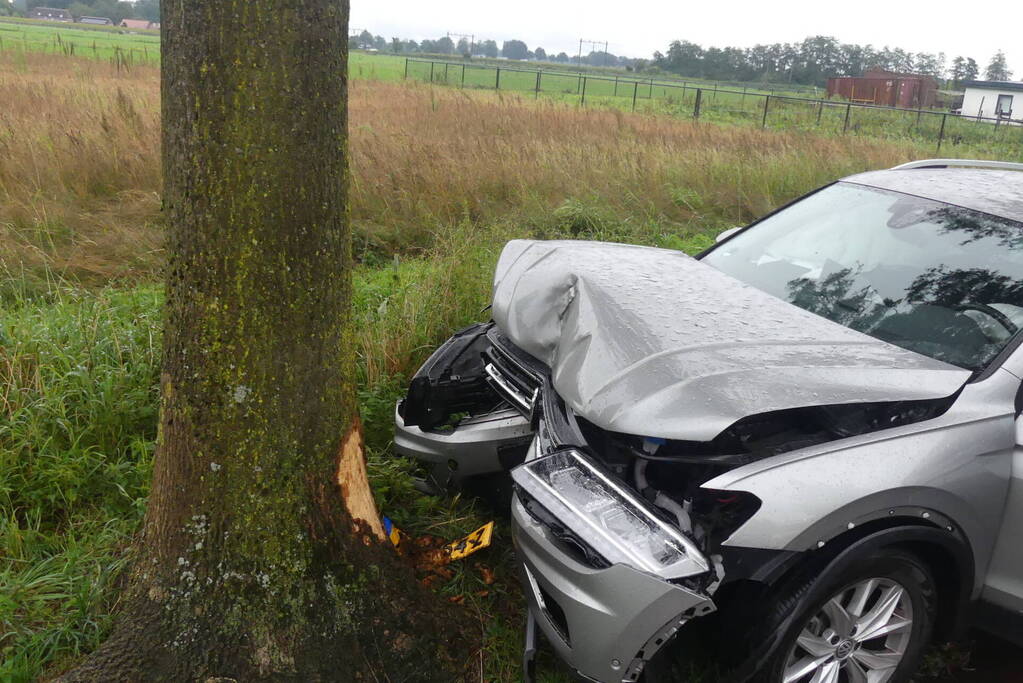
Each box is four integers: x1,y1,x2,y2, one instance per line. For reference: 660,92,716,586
394,160,1023,683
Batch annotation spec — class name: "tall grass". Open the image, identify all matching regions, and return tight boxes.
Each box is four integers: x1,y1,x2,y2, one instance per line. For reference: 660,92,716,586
1,51,928,291
0,53,161,294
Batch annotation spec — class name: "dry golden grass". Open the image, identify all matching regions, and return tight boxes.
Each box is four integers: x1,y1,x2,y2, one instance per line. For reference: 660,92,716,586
0,51,924,290
0,54,161,290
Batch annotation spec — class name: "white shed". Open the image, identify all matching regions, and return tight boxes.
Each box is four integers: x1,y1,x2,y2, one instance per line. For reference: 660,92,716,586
960,80,1023,122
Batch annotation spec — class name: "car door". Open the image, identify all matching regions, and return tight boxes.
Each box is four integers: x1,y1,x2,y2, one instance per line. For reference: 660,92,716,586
983,354,1023,612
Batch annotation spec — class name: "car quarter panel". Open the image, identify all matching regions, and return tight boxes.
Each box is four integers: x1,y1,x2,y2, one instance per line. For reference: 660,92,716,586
704,368,1019,596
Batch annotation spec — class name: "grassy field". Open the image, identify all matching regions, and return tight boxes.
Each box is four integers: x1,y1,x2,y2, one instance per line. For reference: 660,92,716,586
6,18,1022,158
0,17,159,64
0,49,1006,681
404,59,1023,158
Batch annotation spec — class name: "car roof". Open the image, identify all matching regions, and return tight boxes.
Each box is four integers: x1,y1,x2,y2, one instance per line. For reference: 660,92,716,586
840,168,1023,224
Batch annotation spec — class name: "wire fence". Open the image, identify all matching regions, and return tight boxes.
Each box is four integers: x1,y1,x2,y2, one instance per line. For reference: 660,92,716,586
404,58,1023,158
0,23,160,67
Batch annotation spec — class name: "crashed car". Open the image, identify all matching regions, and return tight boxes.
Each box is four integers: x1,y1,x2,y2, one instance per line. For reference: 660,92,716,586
395,159,1023,683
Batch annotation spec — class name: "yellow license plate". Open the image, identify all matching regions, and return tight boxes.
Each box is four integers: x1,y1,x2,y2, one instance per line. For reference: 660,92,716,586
443,522,495,562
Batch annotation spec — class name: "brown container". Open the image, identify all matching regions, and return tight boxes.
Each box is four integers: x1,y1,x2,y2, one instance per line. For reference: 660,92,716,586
827,70,937,108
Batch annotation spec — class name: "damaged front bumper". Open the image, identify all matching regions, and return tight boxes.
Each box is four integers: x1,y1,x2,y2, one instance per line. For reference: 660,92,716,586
394,404,532,492
394,323,537,492
396,324,721,681
511,409,718,682
512,462,716,683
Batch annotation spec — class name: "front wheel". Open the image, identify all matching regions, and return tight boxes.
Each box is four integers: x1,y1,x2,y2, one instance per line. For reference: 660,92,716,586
765,550,937,683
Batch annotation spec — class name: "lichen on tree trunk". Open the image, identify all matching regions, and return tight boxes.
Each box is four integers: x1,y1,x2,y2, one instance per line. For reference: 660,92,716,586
55,1,478,680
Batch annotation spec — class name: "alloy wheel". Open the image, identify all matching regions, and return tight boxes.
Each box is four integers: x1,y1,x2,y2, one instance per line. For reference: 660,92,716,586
782,577,915,683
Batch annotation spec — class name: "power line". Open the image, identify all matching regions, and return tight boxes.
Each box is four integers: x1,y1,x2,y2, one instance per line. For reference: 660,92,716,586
578,39,610,66
447,32,475,55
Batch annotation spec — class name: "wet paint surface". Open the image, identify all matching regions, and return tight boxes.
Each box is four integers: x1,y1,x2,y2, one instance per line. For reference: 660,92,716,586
845,169,1023,224
491,239,969,441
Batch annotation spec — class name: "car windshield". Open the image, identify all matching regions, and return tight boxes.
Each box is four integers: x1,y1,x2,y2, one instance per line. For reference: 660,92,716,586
703,182,1023,371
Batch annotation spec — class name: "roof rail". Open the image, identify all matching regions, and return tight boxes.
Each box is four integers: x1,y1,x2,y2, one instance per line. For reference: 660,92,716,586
891,158,1023,172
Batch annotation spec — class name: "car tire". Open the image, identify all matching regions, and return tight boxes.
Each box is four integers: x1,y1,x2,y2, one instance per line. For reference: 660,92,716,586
757,548,938,683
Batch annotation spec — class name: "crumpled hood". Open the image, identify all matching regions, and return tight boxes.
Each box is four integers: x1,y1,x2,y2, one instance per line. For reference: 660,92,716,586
491,240,971,441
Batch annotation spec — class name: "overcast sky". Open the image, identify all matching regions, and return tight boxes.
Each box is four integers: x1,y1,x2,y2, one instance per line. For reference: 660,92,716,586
352,0,1020,77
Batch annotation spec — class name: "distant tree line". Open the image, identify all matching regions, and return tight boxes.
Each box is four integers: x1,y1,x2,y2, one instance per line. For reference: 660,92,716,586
653,36,1013,88
9,0,159,23
349,30,649,70
347,29,1015,87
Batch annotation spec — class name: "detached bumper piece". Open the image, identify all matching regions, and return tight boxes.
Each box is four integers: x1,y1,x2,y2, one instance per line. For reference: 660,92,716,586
395,323,541,492
394,404,532,492
512,449,716,683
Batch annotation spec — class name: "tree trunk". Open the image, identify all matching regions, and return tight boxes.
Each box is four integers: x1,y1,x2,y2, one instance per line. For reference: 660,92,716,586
56,1,477,680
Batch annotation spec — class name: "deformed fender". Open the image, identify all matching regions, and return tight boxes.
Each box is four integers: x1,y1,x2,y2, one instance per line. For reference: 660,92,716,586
705,374,1016,599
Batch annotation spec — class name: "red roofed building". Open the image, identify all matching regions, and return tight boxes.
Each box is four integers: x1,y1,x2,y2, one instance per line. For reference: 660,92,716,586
119,18,160,30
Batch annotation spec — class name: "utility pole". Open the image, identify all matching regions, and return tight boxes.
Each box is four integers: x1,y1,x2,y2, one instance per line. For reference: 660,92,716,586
447,32,475,56
578,39,610,67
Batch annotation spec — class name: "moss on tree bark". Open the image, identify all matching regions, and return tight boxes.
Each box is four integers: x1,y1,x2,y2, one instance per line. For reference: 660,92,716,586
55,1,479,680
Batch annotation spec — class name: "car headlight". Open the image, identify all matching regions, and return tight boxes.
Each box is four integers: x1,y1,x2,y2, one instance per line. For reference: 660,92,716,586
512,449,710,580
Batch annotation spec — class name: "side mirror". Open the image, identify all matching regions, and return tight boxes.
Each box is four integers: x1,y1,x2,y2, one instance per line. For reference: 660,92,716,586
716,226,743,243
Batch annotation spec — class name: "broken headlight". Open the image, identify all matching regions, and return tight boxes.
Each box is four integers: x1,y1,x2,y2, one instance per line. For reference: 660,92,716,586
512,449,710,580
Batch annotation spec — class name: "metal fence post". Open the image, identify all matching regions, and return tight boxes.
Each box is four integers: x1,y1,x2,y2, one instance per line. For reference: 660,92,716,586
762,95,770,128
444,63,449,83
581,76,588,105
632,81,639,112
843,103,852,133
429,61,435,83
694,88,702,120
937,113,948,152
404,58,409,80
649,79,654,99
816,99,824,125
614,76,619,97
535,71,541,98
496,67,501,89
461,63,466,87
742,86,747,108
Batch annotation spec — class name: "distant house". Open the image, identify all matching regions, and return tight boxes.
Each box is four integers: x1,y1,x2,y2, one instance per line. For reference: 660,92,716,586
960,80,1023,121
826,69,938,109
28,7,73,22
119,18,159,30
77,16,113,26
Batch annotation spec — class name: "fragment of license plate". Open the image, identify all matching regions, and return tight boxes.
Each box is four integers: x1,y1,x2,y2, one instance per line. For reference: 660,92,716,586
443,522,494,561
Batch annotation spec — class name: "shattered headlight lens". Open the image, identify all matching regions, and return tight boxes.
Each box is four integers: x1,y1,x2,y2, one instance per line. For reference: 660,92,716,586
512,449,709,580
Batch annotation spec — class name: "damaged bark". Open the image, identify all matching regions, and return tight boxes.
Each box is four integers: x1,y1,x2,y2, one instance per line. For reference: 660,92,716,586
55,1,477,680
337,416,387,543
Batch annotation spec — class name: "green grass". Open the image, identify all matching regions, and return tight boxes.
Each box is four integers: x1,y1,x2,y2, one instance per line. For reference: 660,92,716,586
0,17,159,64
